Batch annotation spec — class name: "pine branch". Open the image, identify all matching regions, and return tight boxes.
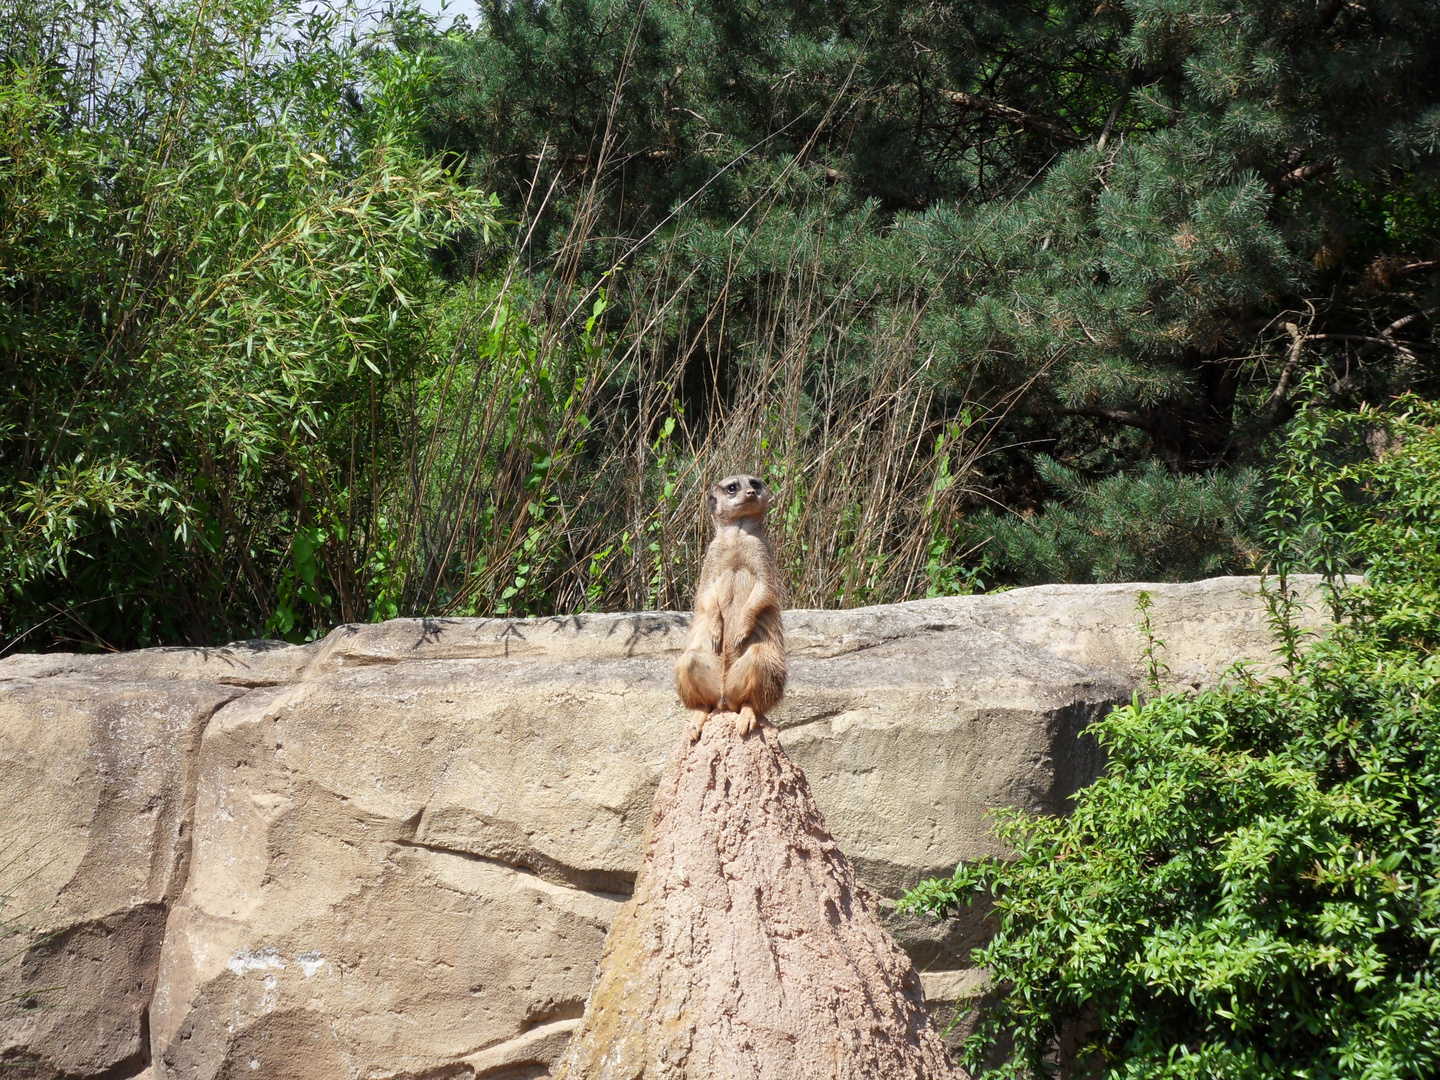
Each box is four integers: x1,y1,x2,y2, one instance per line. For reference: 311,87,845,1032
1363,257,1439,292
1265,307,1433,427
1095,97,1125,151
1025,405,1156,431
1271,158,1334,193
1355,306,1436,359
1308,333,1408,346
1265,322,1307,429
523,147,675,167
1277,310,1434,359
940,89,1085,146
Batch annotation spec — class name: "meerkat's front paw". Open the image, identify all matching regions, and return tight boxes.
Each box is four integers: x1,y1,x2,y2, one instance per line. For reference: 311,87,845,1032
732,618,753,650
687,709,711,742
736,705,759,736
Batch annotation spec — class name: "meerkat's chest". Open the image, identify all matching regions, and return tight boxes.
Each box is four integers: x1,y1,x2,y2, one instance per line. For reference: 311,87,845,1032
711,566,757,611
699,538,765,611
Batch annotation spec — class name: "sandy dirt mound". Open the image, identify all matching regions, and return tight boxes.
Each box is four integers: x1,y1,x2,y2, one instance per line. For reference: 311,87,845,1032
556,715,959,1080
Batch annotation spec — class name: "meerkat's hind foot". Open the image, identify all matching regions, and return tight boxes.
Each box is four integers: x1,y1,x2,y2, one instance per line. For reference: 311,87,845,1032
736,705,759,736
687,709,712,742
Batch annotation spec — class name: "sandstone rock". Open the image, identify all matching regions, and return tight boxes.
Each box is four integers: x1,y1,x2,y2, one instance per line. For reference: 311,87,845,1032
918,969,1001,1065
556,717,956,1080
0,673,242,1079
0,577,1333,1080
147,682,622,1080
0,639,320,687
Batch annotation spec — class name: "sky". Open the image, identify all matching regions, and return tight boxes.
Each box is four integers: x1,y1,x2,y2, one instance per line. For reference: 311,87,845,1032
315,0,479,35
413,0,478,27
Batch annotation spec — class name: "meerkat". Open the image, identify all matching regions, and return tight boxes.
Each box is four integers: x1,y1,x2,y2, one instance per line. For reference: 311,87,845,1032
674,473,787,741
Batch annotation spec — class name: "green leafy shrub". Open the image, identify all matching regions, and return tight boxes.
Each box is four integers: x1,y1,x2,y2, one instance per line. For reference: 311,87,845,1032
902,397,1440,1078
0,0,1003,646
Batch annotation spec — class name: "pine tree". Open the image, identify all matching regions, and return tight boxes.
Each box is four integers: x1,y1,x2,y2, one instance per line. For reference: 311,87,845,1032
418,0,1440,583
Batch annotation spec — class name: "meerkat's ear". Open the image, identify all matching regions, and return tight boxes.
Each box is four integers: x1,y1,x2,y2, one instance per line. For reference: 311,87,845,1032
706,489,718,515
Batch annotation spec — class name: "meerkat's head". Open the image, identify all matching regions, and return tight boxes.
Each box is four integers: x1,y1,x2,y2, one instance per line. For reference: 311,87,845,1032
706,474,771,525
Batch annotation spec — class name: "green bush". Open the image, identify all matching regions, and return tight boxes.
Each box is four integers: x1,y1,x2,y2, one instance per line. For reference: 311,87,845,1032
0,0,1005,647
902,397,1440,1078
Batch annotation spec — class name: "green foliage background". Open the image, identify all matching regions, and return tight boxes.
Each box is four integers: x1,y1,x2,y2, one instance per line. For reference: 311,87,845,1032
0,0,1437,650
423,0,1440,552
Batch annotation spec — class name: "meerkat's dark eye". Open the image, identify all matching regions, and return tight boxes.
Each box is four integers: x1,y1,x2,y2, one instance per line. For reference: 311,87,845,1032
752,480,764,491
726,483,739,494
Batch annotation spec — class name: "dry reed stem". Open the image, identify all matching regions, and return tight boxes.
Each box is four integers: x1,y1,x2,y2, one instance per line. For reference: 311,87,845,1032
350,29,998,621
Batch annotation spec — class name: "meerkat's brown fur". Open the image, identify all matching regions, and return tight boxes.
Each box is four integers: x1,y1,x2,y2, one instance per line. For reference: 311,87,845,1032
675,473,787,740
